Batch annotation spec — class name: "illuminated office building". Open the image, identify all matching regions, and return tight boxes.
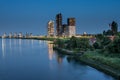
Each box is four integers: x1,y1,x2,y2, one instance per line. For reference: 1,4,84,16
56,13,62,36
47,20,54,37
67,18,76,37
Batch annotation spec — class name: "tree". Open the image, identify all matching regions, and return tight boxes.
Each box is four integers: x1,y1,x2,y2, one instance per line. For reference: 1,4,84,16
107,38,120,53
101,37,111,49
55,39,65,48
93,42,100,49
117,32,120,38
103,30,106,35
106,30,113,36
66,36,77,49
95,34,104,41
111,21,118,35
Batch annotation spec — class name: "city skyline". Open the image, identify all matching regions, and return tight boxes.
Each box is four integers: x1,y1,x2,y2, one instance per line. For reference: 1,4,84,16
0,0,120,35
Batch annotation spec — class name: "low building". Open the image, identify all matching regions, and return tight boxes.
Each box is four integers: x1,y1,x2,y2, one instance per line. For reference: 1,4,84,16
2,33,7,38
19,32,23,38
9,32,12,38
14,32,18,38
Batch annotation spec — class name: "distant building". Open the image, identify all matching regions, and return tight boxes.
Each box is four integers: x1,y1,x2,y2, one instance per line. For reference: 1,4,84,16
54,13,76,37
89,37,96,45
107,35,115,41
56,13,62,36
14,32,18,38
67,18,76,37
47,20,54,37
19,32,23,38
62,24,68,37
2,32,7,38
30,33,33,37
9,32,12,38
25,32,29,38
83,32,87,36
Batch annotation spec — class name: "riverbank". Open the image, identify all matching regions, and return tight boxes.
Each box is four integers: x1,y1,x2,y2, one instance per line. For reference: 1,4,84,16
1,36,120,79
78,51,120,79
0,36,56,41
53,47,84,56
54,47,120,79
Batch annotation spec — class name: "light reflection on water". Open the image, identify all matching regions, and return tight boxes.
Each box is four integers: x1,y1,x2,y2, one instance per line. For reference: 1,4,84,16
47,41,54,60
0,39,115,80
2,39,6,58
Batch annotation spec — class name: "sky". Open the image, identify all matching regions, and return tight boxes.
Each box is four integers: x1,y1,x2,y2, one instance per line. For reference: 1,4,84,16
0,0,120,35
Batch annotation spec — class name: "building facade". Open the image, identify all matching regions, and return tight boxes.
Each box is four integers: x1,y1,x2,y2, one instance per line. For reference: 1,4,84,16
47,20,54,37
19,32,23,38
67,18,76,37
9,32,12,38
62,24,68,37
56,13,62,36
2,32,7,38
14,32,17,38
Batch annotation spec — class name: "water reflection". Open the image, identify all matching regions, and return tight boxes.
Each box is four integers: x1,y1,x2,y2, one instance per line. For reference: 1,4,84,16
56,53,65,64
14,38,17,45
0,39,115,80
47,41,54,60
19,39,22,54
9,39,12,54
31,40,34,48
9,39,12,50
47,41,65,63
2,39,6,57
39,40,46,48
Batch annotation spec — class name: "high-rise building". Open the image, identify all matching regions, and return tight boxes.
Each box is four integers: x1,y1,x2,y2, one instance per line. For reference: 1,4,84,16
56,13,62,36
47,20,54,37
67,18,76,37
62,24,68,37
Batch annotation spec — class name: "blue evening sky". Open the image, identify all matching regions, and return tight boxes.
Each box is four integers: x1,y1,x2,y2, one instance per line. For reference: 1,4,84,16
0,0,120,35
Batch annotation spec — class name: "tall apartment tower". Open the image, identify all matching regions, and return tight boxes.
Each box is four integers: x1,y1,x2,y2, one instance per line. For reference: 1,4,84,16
67,18,76,37
56,13,62,36
47,20,54,37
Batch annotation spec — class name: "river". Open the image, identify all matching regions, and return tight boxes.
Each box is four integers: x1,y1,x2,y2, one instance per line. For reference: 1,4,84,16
0,39,115,80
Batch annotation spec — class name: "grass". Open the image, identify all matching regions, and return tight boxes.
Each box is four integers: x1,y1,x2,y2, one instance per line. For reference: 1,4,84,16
82,50,120,71
54,46,120,79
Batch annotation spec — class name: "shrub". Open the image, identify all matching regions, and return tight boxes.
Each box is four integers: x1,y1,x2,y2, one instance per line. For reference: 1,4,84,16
93,42,100,49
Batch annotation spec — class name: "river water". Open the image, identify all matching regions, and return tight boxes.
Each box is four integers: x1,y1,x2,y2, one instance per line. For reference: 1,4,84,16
0,39,115,80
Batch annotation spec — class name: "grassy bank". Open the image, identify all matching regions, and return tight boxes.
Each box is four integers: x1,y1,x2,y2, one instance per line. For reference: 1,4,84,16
54,47,120,79
77,50,120,79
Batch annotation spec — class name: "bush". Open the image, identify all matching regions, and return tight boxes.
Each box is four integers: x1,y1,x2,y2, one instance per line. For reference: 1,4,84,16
93,42,100,49
101,37,111,46
55,39,65,48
